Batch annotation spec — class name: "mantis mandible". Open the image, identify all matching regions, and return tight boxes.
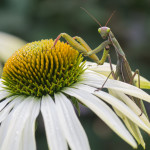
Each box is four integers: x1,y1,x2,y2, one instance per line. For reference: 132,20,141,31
52,8,148,118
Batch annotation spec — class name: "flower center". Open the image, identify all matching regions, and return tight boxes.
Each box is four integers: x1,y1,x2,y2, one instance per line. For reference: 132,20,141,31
2,39,85,97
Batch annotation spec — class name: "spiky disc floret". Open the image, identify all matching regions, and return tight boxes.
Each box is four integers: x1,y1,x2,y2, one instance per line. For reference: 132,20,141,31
2,39,85,97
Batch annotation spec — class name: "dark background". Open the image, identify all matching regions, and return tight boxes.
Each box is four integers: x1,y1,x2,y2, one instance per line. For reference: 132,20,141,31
0,0,150,149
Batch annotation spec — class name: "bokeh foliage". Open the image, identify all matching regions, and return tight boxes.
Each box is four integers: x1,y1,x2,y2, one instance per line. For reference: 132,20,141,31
0,0,150,150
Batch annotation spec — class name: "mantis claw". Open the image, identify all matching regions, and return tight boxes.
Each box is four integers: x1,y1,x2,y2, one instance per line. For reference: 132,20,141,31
84,51,93,56
97,61,104,65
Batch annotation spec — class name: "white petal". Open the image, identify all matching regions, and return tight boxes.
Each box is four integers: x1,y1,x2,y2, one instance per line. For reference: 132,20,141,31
80,70,107,79
0,96,35,150
85,61,150,89
0,80,3,88
0,96,22,122
85,61,115,75
0,81,10,99
0,81,6,89
0,91,10,100
0,96,15,111
22,97,40,150
72,83,150,133
80,71,150,103
41,95,67,150
63,87,137,148
55,93,90,150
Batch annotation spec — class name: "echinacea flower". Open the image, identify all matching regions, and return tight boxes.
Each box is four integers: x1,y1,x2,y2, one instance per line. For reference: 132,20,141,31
0,39,150,150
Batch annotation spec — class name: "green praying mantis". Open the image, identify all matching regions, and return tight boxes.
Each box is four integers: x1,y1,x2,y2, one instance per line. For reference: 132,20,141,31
52,8,148,118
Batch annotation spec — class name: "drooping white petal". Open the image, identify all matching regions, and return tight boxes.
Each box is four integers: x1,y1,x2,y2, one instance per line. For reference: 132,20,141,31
109,89,150,128
55,92,90,150
114,108,145,149
63,87,137,148
0,96,36,150
41,95,67,150
0,96,23,122
80,70,150,103
22,97,40,150
72,83,150,133
123,117,145,148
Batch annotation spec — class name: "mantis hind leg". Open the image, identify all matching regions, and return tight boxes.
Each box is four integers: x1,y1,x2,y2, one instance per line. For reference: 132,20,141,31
129,69,140,86
130,69,149,118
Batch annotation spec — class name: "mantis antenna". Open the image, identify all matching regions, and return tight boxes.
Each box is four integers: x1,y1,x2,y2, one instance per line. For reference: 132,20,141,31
105,10,116,26
80,7,102,27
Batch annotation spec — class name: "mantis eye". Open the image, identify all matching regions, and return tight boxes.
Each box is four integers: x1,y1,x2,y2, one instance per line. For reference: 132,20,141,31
107,28,110,33
98,28,101,33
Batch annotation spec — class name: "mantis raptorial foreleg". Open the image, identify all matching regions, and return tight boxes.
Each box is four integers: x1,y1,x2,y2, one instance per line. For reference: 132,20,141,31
53,33,88,53
96,45,110,65
71,36,101,63
52,33,111,65
72,36,109,65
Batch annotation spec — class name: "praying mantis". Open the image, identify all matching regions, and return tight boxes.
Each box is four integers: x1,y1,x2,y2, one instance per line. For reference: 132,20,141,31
52,8,148,118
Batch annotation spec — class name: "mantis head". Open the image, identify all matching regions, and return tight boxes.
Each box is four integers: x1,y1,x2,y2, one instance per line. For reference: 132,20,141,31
98,27,110,39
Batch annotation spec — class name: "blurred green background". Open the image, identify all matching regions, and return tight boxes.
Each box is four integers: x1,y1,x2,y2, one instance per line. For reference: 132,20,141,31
0,0,150,149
